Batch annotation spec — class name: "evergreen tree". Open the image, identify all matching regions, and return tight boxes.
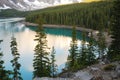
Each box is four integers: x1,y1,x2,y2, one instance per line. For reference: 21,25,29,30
50,46,57,77
78,32,97,68
33,20,50,78
87,32,96,65
78,33,88,67
108,0,120,61
66,26,78,70
0,40,12,80
0,40,5,79
97,31,107,60
10,37,22,80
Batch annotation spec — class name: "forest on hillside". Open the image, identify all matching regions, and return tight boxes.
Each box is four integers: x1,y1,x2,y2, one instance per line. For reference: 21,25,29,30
0,0,120,80
0,9,29,18
26,1,113,30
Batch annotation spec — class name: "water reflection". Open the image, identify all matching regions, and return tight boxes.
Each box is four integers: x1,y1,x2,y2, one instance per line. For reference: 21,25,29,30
0,21,84,80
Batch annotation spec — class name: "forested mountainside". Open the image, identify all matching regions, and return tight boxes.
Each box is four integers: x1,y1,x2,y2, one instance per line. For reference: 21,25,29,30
0,9,29,18
26,1,113,30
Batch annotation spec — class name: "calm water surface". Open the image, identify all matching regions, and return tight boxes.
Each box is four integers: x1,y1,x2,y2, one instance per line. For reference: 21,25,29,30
0,19,87,80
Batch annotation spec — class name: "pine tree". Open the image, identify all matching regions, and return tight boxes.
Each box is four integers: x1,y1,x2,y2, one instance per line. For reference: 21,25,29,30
78,33,88,67
0,40,12,80
97,17,107,60
108,0,120,61
78,32,97,67
87,32,96,65
33,20,50,78
0,40,5,79
10,37,22,80
50,46,57,77
97,31,107,60
66,26,78,70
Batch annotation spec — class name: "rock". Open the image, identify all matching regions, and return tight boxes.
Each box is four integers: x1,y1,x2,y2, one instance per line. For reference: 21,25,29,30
116,65,120,78
117,70,120,78
60,72,75,78
34,77,76,80
104,58,110,64
34,77,49,80
75,71,93,80
90,67,100,72
102,74,112,80
100,61,105,65
91,76,104,80
111,72,118,79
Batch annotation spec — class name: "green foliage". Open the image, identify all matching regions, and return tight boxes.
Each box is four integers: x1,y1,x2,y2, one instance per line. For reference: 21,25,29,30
66,26,78,70
97,31,107,59
50,46,57,77
0,9,29,18
78,33,89,67
0,40,5,79
33,21,51,78
26,1,113,30
10,37,22,80
87,32,96,65
108,0,120,61
66,31,97,71
103,64,116,71
78,33,97,69
0,40,13,80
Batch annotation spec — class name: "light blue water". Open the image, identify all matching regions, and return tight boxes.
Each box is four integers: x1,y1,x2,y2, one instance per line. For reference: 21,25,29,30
0,19,88,80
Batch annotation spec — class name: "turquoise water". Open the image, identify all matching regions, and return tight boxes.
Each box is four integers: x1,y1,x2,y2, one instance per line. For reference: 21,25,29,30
0,20,88,80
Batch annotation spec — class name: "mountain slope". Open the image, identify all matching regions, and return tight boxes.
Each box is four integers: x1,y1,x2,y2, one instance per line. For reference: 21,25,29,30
0,0,81,11
26,1,113,30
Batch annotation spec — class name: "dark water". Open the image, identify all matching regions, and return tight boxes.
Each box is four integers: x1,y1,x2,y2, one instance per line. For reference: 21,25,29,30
0,19,88,80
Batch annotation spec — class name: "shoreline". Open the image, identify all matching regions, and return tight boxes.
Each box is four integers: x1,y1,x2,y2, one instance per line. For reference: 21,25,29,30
23,22,112,47
24,22,97,32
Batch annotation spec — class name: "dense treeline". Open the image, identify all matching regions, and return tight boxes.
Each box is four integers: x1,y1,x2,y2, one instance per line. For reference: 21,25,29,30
66,27,97,71
66,0,120,71
0,9,29,18
108,0,120,61
0,0,120,79
26,1,113,30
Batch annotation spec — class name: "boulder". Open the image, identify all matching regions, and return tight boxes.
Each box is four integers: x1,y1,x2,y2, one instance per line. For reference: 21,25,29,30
111,72,118,79
75,71,93,80
60,72,75,78
91,76,104,80
116,65,120,78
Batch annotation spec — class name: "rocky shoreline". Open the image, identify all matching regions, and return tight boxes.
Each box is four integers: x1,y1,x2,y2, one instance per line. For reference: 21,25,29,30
33,61,120,80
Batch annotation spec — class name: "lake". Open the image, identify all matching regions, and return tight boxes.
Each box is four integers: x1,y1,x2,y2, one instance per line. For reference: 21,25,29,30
0,18,87,80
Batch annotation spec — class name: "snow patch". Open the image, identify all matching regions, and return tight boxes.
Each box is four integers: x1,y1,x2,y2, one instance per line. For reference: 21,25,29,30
0,4,11,9
17,3,26,9
0,0,83,10
24,0,52,10
9,0,15,5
